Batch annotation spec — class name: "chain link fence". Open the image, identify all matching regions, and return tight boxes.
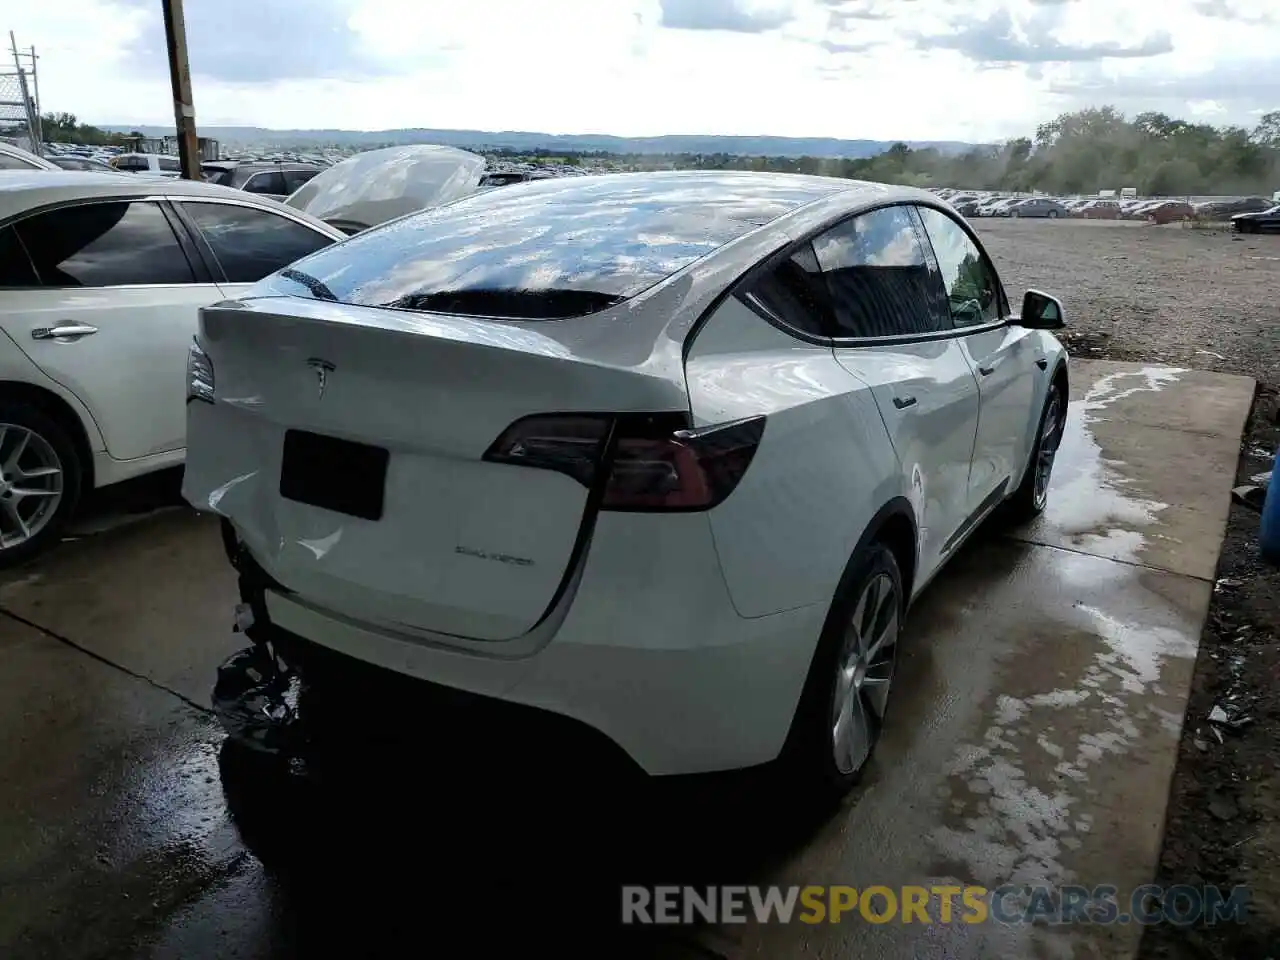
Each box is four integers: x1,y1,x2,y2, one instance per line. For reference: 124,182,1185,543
0,67,38,146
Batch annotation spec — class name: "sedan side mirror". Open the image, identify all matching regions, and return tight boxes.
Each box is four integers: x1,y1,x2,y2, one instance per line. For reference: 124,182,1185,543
1020,289,1065,329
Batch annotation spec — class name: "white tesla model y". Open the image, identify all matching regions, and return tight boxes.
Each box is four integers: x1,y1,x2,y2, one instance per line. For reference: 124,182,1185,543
184,171,1068,796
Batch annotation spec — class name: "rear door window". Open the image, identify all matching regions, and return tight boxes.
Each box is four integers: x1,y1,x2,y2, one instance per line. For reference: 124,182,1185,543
0,225,39,286
0,153,41,170
242,171,288,195
812,205,949,338
14,201,196,287
282,169,318,193
180,201,335,282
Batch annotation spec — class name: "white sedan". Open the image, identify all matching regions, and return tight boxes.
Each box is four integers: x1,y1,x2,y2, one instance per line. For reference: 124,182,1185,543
0,141,59,172
0,170,345,563
184,171,1068,796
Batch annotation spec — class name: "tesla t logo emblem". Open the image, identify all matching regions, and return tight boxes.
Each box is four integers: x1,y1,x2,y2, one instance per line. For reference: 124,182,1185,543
306,358,335,399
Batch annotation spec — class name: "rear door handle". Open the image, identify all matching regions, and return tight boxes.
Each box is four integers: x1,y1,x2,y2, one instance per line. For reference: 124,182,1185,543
32,324,98,341
893,396,917,409
978,365,995,377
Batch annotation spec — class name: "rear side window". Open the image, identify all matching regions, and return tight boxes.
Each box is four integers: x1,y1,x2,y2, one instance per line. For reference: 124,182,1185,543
738,243,832,337
243,171,287,195
0,153,40,170
181,202,334,282
812,205,948,338
0,226,38,286
15,201,195,287
283,169,318,193
159,157,181,172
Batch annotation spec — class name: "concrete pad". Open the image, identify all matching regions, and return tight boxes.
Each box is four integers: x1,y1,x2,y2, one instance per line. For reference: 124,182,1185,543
0,510,240,707
686,539,1206,959
675,360,1253,959
1064,362,1254,438
0,360,1253,959
1014,362,1254,581
0,616,239,960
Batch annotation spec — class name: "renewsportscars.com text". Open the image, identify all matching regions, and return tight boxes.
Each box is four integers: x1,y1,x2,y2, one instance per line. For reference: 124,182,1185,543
622,884,1250,926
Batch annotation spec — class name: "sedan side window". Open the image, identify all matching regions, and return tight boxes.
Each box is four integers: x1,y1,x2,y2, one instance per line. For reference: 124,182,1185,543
180,202,335,282
242,171,288,195
283,169,319,193
812,205,947,338
14,201,196,287
0,153,40,170
737,242,834,338
916,206,1003,328
0,225,39,286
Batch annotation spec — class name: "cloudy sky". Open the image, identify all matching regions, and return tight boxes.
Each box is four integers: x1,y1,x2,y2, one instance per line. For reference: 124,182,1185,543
11,0,1279,141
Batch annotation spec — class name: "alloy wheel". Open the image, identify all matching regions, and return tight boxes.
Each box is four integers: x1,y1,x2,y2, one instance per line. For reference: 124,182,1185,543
831,571,899,775
1033,393,1063,510
0,423,64,549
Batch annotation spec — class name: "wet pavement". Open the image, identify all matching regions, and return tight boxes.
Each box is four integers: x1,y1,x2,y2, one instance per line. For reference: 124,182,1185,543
0,361,1255,959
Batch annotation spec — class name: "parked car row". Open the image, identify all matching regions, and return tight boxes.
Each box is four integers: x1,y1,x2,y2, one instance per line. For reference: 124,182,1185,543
931,186,1277,227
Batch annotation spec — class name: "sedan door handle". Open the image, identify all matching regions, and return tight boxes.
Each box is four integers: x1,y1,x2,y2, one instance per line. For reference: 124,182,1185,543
32,324,98,341
978,365,996,377
893,396,917,409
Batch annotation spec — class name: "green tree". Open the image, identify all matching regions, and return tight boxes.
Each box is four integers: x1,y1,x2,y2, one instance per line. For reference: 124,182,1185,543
1144,158,1202,196
1253,111,1280,148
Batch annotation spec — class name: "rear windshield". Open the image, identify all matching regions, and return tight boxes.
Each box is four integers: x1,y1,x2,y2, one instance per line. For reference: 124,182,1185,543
254,172,845,320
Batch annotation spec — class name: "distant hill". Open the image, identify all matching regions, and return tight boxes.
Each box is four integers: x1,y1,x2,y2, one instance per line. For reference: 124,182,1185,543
102,125,978,159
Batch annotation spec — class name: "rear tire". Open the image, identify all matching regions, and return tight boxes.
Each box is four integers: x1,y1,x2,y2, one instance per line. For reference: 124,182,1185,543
1047,210,1058,219
0,402,82,568
1002,383,1064,525
782,543,904,804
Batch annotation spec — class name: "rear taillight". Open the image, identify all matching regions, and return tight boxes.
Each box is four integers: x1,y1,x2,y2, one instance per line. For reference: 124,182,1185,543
483,413,765,512
187,339,215,404
482,415,611,486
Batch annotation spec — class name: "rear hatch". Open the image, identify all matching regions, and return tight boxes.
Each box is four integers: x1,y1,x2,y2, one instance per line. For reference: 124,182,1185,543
186,297,688,642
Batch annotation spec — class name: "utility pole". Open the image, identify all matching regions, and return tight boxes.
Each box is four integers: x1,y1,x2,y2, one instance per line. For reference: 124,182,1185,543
160,0,201,179
27,46,40,146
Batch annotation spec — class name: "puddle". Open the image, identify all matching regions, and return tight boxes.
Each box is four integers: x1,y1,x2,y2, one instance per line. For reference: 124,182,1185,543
929,366,1199,951
1041,366,1184,561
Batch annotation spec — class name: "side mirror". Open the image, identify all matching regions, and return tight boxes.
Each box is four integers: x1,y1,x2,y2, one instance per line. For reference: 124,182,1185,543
1020,289,1065,329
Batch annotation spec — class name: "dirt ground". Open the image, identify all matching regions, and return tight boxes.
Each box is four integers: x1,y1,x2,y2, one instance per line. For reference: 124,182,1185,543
979,218,1280,959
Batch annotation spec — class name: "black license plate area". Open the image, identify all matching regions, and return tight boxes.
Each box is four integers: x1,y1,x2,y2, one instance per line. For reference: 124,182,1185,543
280,430,388,521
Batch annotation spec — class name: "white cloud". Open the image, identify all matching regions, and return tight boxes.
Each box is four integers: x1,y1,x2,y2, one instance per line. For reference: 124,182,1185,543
8,0,1279,142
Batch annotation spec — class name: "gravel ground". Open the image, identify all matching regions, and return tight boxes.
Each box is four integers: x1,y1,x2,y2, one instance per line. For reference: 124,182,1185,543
976,217,1280,959
978,218,1280,386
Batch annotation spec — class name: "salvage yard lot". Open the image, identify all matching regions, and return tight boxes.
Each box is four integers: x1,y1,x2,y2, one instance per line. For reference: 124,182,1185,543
980,218,1280,385
0,216,1277,960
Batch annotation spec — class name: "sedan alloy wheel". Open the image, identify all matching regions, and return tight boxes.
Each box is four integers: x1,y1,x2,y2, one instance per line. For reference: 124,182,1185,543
831,570,899,775
0,423,64,549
